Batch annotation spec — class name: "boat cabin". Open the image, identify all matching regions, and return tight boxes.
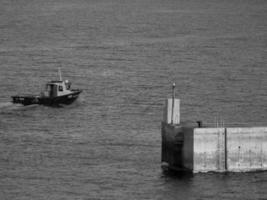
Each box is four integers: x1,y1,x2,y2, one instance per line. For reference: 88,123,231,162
43,80,72,98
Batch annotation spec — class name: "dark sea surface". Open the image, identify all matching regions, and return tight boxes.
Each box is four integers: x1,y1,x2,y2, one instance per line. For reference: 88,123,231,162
0,0,267,199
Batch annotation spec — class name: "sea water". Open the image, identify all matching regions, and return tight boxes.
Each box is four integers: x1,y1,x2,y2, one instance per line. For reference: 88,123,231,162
0,0,266,199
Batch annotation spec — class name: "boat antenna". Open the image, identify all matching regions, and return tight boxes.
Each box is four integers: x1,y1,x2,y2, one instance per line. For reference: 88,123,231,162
171,82,175,124
58,67,62,81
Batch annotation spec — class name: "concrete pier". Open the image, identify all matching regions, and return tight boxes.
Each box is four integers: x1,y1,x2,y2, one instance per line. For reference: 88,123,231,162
161,98,267,173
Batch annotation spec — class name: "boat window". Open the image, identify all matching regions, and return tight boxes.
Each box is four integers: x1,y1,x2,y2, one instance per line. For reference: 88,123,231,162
66,83,71,90
59,86,63,91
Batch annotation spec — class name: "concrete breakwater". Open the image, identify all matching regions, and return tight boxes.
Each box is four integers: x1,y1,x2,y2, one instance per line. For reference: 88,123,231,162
161,98,267,173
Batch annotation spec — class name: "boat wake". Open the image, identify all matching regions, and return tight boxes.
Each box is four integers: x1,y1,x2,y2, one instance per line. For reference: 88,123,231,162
0,101,38,113
0,102,15,109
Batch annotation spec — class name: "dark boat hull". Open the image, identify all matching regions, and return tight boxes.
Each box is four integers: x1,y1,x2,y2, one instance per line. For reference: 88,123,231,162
12,90,82,106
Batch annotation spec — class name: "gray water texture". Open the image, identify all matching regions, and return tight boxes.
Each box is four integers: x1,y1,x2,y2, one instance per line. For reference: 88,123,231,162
0,0,267,199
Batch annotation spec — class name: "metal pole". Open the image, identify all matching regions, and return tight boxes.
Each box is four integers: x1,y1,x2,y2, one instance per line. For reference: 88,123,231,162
171,82,175,124
58,67,62,81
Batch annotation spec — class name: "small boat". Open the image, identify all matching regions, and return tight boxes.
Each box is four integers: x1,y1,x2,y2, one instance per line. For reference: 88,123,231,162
11,69,82,106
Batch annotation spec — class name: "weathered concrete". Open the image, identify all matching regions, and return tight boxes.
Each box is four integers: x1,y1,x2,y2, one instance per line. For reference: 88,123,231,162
181,125,194,171
161,98,267,173
162,124,267,173
192,128,226,172
191,127,267,172
227,127,267,172
161,122,184,170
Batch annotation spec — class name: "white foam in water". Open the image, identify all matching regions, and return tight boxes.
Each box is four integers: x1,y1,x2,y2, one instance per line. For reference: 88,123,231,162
0,102,29,112
0,102,14,108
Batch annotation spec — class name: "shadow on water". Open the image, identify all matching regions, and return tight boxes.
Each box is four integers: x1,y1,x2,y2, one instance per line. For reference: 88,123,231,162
160,169,267,199
162,169,194,180
162,167,267,180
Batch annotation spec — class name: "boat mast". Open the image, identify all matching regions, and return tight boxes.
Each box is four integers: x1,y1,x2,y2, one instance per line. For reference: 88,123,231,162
58,67,62,81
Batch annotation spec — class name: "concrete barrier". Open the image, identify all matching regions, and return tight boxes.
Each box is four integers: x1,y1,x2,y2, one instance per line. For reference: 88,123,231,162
192,128,226,172
161,122,184,170
191,127,267,172
227,127,267,172
161,98,267,173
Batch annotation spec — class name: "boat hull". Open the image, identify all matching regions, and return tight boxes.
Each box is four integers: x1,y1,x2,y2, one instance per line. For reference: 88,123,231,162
12,90,82,106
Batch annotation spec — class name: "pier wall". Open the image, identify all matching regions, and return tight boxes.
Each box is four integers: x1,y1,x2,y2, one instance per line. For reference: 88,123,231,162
161,98,267,173
192,128,226,172
161,123,184,170
181,126,194,171
227,127,267,172
163,125,267,173
190,127,267,172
